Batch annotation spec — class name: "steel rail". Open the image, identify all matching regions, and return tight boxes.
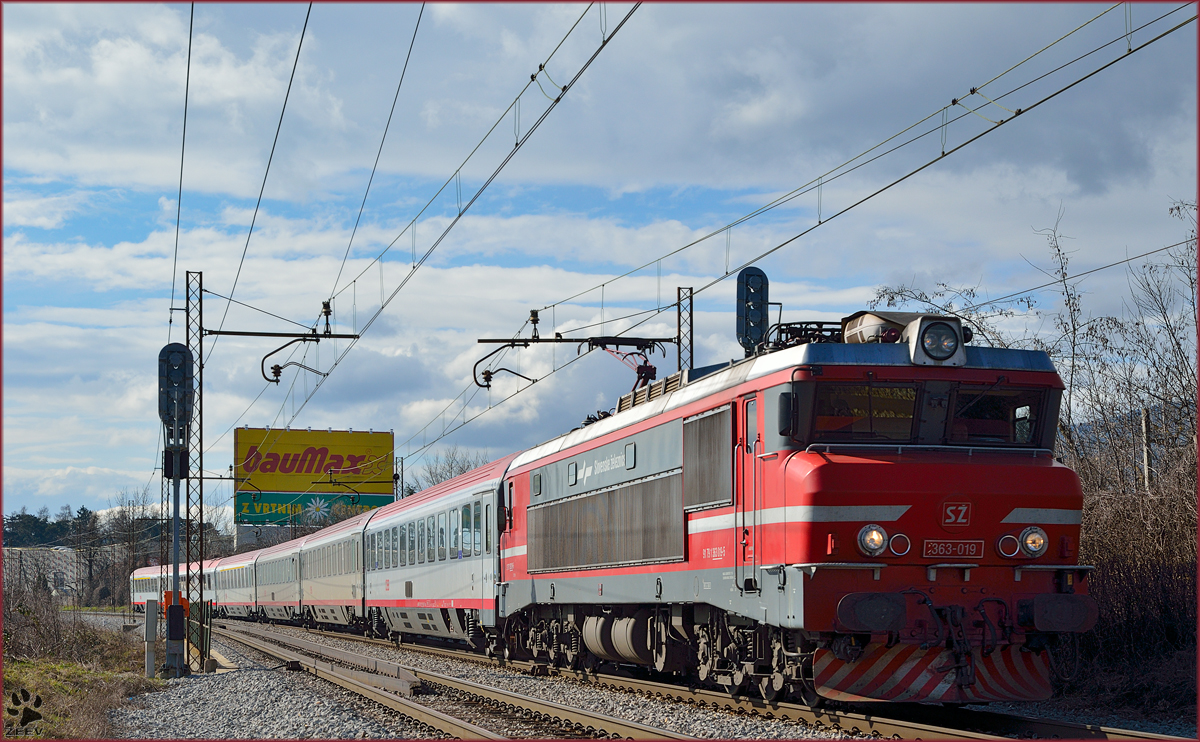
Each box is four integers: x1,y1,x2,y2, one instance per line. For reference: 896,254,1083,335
220,623,695,740
277,624,997,740
288,623,1190,741
212,626,503,740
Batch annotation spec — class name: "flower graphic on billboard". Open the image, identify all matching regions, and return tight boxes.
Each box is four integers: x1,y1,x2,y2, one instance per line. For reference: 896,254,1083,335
304,497,331,523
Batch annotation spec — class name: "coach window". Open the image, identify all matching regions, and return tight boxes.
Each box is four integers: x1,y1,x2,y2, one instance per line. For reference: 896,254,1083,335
368,534,375,571
399,526,407,566
485,505,492,553
417,520,426,563
451,509,460,558
408,522,417,565
391,527,399,567
462,505,472,557
385,529,392,570
474,502,482,555
438,513,447,561
423,516,433,562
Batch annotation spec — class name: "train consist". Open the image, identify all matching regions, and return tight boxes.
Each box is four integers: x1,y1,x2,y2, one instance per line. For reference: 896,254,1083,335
133,298,1097,705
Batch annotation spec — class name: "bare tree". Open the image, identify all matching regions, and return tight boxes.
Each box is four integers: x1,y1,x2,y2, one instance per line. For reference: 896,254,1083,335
413,445,491,491
872,201,1198,711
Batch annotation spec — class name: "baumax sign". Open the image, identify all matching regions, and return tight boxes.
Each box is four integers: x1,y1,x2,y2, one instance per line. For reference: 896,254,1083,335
234,427,394,496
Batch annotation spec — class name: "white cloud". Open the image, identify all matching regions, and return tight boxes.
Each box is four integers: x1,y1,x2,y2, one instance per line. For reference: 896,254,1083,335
2,3,1194,517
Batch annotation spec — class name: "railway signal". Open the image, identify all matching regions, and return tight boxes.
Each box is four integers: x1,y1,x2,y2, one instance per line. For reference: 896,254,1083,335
736,267,769,356
157,342,193,677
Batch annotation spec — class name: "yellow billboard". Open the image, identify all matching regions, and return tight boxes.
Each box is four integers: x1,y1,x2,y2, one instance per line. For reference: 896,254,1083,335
234,427,394,496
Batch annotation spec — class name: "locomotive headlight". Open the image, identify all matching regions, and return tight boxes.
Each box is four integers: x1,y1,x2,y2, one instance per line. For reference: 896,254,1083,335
1019,526,1048,557
920,322,959,361
858,524,888,557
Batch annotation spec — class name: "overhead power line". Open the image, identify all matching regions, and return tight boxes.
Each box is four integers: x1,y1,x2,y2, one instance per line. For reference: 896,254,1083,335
540,2,1192,319
379,9,1197,464
168,3,196,344
329,2,426,299
208,2,314,363
200,3,640,498
326,2,606,302
276,3,642,426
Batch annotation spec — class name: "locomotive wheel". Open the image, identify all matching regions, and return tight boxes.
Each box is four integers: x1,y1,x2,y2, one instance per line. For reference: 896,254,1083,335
758,672,786,703
727,668,748,696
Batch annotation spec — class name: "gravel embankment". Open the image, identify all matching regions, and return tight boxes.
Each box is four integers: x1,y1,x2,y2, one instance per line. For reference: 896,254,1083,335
88,614,1191,740
84,615,434,739
248,623,848,740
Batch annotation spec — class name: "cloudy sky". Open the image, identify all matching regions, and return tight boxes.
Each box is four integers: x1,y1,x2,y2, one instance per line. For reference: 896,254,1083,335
3,3,1196,523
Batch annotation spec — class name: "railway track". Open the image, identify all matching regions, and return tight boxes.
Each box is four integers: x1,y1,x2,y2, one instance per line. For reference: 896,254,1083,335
281,622,1189,741
213,622,695,740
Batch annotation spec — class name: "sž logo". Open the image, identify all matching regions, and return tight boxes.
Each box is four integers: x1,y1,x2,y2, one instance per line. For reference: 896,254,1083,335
940,501,972,532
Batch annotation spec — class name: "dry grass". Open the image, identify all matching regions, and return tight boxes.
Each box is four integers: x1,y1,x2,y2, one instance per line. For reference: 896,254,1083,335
3,583,163,738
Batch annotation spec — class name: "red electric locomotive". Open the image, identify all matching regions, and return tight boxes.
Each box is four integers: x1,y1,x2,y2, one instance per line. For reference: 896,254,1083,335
487,281,1095,705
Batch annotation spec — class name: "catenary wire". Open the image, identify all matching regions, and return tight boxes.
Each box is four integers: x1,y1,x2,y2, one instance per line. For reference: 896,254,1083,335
329,3,426,299
201,289,313,331
198,1,1164,477
326,3,601,302
168,2,195,345
373,12,1197,465
539,2,1192,316
207,2,313,364
191,6,1190,504
202,5,628,508
273,3,641,430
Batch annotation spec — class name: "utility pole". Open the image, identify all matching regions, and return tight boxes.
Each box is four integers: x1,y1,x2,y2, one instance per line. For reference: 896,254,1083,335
158,342,194,677
1141,407,1152,492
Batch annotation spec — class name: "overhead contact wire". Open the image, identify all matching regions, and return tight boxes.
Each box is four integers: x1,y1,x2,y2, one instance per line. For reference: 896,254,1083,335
276,3,641,431
327,3,599,301
208,2,313,363
168,2,195,344
542,3,1192,318
329,3,425,300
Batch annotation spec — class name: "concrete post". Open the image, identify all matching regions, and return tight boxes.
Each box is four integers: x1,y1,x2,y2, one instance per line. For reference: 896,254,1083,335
144,599,158,678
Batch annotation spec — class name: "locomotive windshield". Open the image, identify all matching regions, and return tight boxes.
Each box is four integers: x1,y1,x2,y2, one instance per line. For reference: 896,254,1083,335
813,383,919,442
807,381,1050,447
948,386,1044,445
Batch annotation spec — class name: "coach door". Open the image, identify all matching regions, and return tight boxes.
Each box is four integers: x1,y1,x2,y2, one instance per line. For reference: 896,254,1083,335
736,395,761,593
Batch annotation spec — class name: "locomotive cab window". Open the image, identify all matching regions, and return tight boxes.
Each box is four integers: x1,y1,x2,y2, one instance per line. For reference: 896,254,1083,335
949,387,1044,446
813,383,919,442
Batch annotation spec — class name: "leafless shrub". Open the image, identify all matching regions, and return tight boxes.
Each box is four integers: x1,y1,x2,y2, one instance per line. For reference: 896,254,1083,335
873,202,1197,713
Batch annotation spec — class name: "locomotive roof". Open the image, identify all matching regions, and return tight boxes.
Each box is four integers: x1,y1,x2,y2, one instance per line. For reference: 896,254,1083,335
510,341,1056,472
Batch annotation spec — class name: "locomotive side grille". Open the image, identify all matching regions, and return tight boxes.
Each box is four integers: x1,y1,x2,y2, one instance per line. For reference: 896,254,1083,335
683,406,733,509
528,472,683,572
